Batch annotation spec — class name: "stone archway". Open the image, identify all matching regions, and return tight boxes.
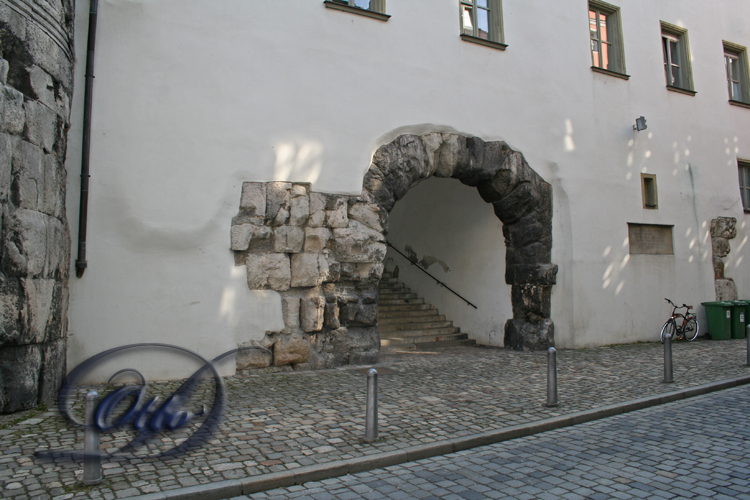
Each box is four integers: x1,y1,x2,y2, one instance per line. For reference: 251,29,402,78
364,133,557,350
230,133,557,373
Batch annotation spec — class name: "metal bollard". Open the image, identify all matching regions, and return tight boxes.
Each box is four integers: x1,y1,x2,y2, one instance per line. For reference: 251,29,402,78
663,333,673,383
365,368,378,442
546,347,558,407
747,325,749,366
83,391,102,485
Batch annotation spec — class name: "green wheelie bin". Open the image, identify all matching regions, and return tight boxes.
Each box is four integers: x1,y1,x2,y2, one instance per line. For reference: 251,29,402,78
730,300,749,339
701,301,733,340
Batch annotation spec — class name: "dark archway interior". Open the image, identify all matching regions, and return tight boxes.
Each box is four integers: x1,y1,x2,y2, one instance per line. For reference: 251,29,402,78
363,133,557,350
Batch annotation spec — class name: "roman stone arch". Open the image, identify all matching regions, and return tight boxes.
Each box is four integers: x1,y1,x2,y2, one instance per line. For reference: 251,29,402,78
231,132,556,373
363,133,557,350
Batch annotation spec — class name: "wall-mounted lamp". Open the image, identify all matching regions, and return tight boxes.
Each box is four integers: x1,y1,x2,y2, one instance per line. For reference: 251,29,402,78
633,116,647,131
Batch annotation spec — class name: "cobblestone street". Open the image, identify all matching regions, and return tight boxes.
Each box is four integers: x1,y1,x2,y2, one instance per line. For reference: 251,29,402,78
1,339,749,499
238,384,750,500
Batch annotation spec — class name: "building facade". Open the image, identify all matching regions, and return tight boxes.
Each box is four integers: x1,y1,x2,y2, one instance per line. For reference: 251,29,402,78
27,0,750,386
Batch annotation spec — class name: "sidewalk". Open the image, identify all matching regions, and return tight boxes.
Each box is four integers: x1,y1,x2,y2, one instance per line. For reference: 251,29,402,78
2,339,749,500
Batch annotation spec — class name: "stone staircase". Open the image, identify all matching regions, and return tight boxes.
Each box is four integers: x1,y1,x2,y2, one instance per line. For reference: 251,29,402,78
378,271,476,351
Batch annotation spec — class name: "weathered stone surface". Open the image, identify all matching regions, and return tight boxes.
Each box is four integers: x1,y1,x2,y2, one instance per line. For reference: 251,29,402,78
715,278,738,301
12,140,44,210
24,100,56,152
711,237,731,259
236,342,273,369
23,278,55,344
308,192,327,227
0,344,42,413
3,209,48,277
713,256,725,280
240,182,266,217
289,184,310,226
39,339,65,404
231,224,254,251
0,277,24,346
42,154,63,218
329,327,379,355
28,66,55,109
245,253,291,291
340,262,384,283
247,225,274,253
266,181,291,226
273,332,312,366
1,85,25,135
511,284,552,323
506,264,558,285
362,164,396,212
282,296,300,331
273,226,305,253
0,132,12,202
290,253,330,287
333,221,386,263
303,227,332,253
0,59,8,85
711,217,737,239
326,197,348,228
504,319,554,351
348,201,385,232
324,301,340,329
301,295,325,332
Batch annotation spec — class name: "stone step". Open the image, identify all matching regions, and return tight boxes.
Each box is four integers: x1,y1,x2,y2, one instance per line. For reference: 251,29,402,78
378,313,446,324
379,320,454,332
380,326,460,339
380,331,467,345
414,338,476,350
378,303,434,312
378,292,419,300
378,297,425,306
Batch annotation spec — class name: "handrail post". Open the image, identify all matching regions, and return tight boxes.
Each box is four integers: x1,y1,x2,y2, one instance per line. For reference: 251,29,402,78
546,347,558,407
365,368,378,442
664,333,673,383
83,390,102,485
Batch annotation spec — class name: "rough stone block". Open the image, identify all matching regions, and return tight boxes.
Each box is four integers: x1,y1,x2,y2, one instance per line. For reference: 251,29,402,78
1,85,25,135
333,221,386,263
0,344,42,413
324,302,340,329
24,100,57,153
349,350,378,365
42,154,63,218
303,227,332,253
266,181,291,225
39,339,66,405
290,253,330,288
0,277,24,346
247,225,274,253
330,327,379,354
273,332,312,366
28,66,55,109
236,342,273,369
715,278,738,301
712,237,731,259
45,217,67,280
23,278,55,344
289,184,310,226
12,140,44,211
340,262,384,283
505,264,558,285
713,256,725,280
240,182,266,217
3,208,49,277
25,22,72,90
326,197,348,228
0,59,8,85
504,319,554,351
711,217,737,240
231,224,254,251
274,226,305,253
301,296,325,332
511,284,552,323
282,296,300,331
0,132,12,202
348,202,384,232
308,192,327,227
245,253,291,291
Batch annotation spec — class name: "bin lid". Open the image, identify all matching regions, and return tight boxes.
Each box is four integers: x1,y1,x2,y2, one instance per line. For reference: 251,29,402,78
701,301,735,307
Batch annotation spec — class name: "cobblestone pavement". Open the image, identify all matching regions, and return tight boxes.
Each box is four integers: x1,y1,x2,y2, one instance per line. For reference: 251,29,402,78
237,384,750,500
1,339,749,499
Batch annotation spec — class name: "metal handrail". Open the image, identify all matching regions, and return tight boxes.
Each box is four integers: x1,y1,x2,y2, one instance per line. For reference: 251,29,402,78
385,241,478,309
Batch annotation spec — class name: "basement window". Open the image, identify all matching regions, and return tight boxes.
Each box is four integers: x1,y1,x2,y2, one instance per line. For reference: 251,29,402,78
641,173,658,209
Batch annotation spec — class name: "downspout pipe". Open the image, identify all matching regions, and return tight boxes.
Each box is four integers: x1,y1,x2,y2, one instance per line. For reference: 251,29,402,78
75,0,99,278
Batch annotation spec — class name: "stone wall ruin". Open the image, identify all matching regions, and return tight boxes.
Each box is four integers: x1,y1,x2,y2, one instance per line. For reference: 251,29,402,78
232,133,557,372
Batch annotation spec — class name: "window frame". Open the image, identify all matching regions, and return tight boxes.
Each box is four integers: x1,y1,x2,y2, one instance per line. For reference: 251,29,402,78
588,1,628,79
323,0,390,21
660,22,695,95
459,0,507,51
723,41,750,107
739,160,750,213
641,173,658,210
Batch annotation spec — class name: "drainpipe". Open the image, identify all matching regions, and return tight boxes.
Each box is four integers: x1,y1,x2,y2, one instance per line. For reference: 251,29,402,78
75,0,98,278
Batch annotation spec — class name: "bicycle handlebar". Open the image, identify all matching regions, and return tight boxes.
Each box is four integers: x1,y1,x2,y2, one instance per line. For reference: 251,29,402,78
665,298,692,312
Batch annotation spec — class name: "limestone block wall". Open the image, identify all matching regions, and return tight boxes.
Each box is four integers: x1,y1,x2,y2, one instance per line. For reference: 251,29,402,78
0,0,73,413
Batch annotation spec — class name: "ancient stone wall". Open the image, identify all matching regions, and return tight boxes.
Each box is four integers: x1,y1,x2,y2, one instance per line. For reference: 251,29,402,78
0,0,73,412
232,133,557,371
711,217,737,300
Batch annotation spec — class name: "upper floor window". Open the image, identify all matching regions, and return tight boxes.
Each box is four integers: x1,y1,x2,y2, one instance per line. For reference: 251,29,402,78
460,0,506,50
588,1,626,77
724,42,750,105
324,0,389,21
661,22,695,94
740,160,750,212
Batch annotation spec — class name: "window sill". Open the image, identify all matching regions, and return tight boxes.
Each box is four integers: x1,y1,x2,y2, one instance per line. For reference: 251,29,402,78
666,85,696,96
591,66,630,80
323,1,390,21
460,34,507,51
729,99,750,110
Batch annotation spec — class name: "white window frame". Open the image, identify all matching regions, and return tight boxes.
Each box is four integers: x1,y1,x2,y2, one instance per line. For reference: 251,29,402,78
323,0,389,21
740,160,750,212
661,22,694,94
588,1,627,78
459,0,506,50
724,41,750,105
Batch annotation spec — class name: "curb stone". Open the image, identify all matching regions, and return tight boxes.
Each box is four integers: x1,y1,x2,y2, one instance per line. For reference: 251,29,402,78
123,374,750,500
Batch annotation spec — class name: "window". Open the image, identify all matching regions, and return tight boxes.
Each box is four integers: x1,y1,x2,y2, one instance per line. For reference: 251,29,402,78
324,1,389,21
724,42,750,105
588,1,627,77
661,22,694,94
641,174,658,209
460,0,506,50
739,160,750,212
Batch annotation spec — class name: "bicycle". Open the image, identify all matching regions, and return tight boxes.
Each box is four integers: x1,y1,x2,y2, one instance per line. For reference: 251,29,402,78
660,298,699,342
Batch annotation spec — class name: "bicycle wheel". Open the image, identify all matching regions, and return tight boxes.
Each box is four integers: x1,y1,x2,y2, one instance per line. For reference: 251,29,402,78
660,319,677,343
683,316,699,341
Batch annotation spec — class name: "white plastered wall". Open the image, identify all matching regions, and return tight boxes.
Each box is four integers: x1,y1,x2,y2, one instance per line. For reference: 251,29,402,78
65,0,750,379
